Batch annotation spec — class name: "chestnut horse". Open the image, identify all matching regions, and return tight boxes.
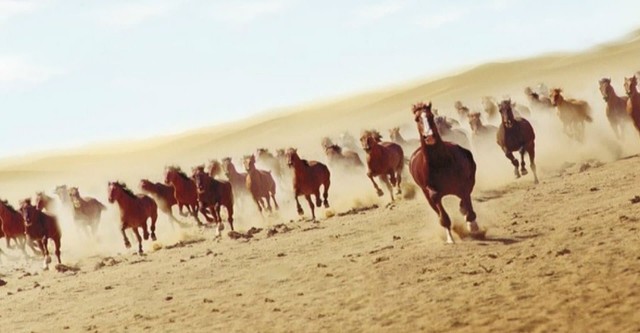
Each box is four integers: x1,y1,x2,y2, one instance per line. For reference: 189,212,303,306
35,192,56,212
524,87,553,112
409,102,481,243
192,166,234,235
221,157,249,197
0,199,31,256
285,148,331,220
20,199,61,270
599,78,629,139
243,155,279,213
140,179,180,227
323,143,363,169
481,96,499,122
549,88,592,142
68,187,106,236
108,181,158,254
497,100,539,184
468,112,498,149
165,166,201,225
624,76,640,136
208,159,223,179
389,127,420,153
360,130,404,201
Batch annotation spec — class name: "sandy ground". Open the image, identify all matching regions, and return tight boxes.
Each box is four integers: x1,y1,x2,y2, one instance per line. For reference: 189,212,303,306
1,31,640,332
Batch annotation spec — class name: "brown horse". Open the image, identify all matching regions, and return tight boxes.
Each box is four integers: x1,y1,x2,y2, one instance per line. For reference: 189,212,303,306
0,199,31,255
468,112,498,149
139,179,180,226
54,185,72,208
323,143,363,169
20,199,61,270
256,148,284,179
434,116,471,150
624,76,640,136
549,88,593,142
192,166,234,236
409,102,481,243
285,148,331,220
221,157,249,197
108,181,158,254
164,166,201,225
389,127,420,153
454,101,470,123
524,87,553,112
360,130,404,201
35,192,55,212
243,155,279,213
599,78,629,139
497,99,539,184
68,187,106,236
208,159,222,179
481,96,499,122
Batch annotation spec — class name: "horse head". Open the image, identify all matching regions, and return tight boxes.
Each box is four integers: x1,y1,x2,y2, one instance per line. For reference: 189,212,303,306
498,99,516,128
624,76,637,97
285,148,300,168
242,155,256,172
35,192,49,211
468,112,483,133
108,181,117,203
360,131,380,152
599,78,612,101
388,127,401,142
412,101,439,143
68,187,82,208
19,198,35,227
192,167,208,193
54,185,69,203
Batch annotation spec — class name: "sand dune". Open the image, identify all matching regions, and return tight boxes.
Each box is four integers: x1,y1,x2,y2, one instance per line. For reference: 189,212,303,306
1,30,640,332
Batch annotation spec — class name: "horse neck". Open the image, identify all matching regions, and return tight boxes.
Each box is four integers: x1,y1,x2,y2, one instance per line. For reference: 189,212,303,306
605,86,622,104
291,156,307,174
114,190,136,208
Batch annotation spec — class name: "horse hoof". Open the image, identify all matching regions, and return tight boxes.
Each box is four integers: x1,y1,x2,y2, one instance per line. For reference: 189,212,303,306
297,209,304,216
125,242,131,249
143,234,149,241
151,234,157,241
324,202,330,208
45,256,52,264
521,169,528,176
376,190,384,197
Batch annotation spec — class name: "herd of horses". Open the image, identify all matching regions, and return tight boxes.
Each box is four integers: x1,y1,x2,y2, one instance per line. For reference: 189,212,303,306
2,75,640,270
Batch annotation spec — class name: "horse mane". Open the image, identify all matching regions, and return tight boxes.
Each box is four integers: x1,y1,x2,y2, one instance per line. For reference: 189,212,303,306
0,199,17,212
326,144,342,154
114,181,137,199
167,166,191,181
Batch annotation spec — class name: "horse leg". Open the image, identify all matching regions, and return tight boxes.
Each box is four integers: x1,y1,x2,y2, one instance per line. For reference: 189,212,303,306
526,142,539,184
518,147,528,175
132,227,144,255
460,193,481,238
271,190,279,210
53,237,61,264
505,150,520,178
368,172,384,197
190,204,203,226
395,168,403,195
422,189,454,244
226,204,234,231
380,174,395,201
37,239,49,270
314,189,322,208
305,194,316,221
253,195,264,214
294,192,304,216
121,226,131,249
150,211,158,241
178,203,189,217
322,181,330,208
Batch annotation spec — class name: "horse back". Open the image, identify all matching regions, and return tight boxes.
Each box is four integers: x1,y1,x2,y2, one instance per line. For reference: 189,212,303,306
380,141,405,170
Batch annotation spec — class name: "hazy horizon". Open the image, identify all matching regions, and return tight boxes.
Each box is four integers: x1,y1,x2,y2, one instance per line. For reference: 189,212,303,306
1,0,639,158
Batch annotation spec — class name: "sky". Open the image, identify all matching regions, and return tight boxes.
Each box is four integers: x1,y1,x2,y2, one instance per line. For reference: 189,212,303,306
1,0,639,157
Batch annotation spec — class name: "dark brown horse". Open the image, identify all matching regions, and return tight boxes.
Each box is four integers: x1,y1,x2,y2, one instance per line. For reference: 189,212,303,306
192,166,234,236
221,157,249,197
68,187,106,236
164,166,201,225
468,112,498,149
139,179,180,227
550,88,592,142
599,78,629,139
524,87,553,112
35,192,55,212
624,76,640,136
108,182,158,254
20,199,61,270
285,148,331,220
360,130,404,201
0,199,31,256
243,155,279,213
409,102,481,243
497,99,539,184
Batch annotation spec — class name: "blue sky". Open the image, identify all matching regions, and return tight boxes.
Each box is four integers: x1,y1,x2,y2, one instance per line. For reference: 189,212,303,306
1,0,639,157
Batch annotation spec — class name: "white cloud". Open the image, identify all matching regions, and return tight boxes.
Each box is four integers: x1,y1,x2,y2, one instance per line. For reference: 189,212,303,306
416,7,467,30
0,0,43,21
352,1,404,26
211,0,290,26
99,2,174,29
0,56,63,87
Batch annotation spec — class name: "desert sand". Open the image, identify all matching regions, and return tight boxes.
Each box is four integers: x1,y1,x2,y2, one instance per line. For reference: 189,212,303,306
1,31,640,333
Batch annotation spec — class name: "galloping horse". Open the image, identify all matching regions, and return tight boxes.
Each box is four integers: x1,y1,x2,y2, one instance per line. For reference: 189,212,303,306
139,179,179,226
221,158,249,197
481,96,499,122
599,78,630,139
409,102,481,243
256,148,284,179
285,148,331,220
164,166,201,225
454,101,471,123
360,130,404,201
497,99,539,184
20,199,61,270
35,192,56,212
323,143,363,169
434,116,471,150
192,166,234,235
549,88,593,142
389,127,420,153
68,187,106,236
243,155,279,213
468,112,498,149
524,87,553,112
108,182,158,254
624,76,640,136
0,199,31,256
208,159,223,179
